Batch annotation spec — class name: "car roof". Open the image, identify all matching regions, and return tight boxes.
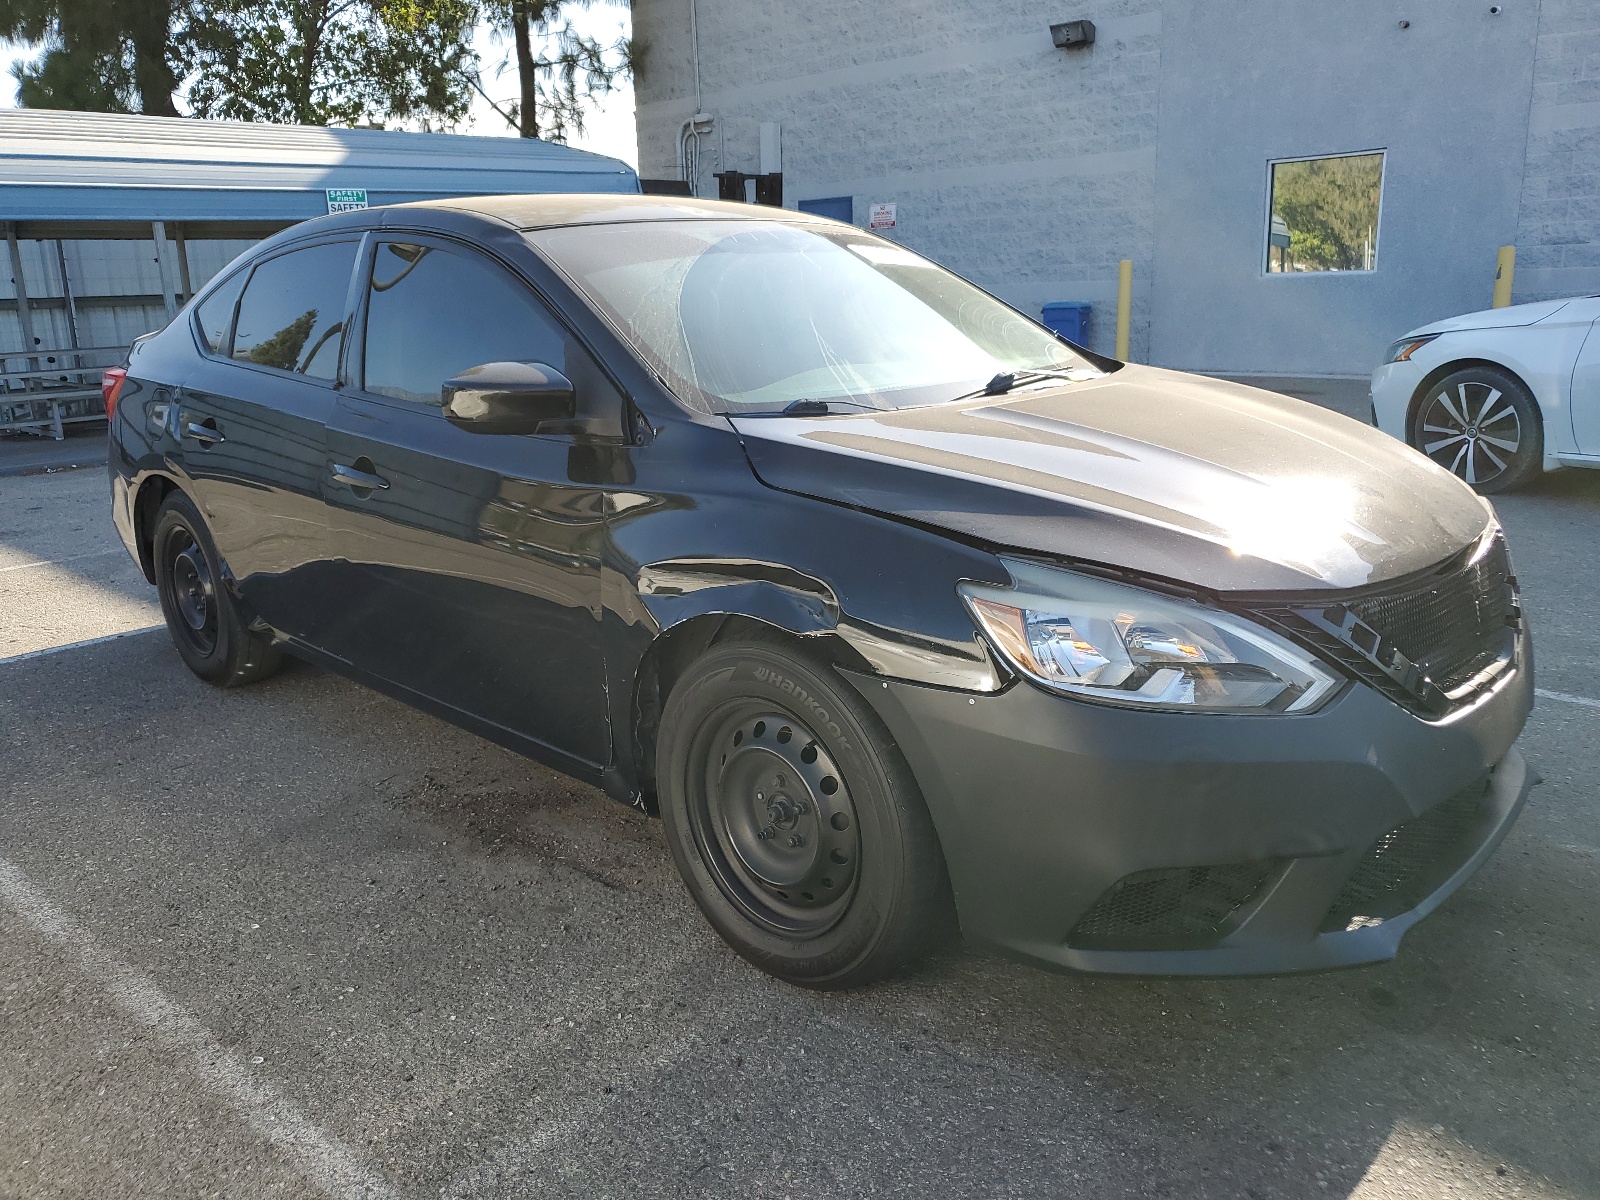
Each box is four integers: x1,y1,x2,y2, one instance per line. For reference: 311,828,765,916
390,192,834,230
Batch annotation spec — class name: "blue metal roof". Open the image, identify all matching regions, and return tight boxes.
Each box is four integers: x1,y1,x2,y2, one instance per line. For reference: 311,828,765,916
0,110,639,223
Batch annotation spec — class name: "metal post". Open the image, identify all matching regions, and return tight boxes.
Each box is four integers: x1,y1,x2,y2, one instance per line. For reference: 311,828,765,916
6,222,39,357
1115,258,1133,362
55,239,81,350
1493,245,1515,309
3,222,60,438
151,220,179,322
173,222,193,303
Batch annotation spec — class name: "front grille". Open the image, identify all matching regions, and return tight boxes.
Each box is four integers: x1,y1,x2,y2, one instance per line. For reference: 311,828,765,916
1067,860,1284,951
1347,536,1513,693
1320,778,1492,933
1248,533,1518,717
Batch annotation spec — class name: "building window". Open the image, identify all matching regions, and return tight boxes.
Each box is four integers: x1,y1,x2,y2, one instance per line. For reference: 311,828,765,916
1266,152,1384,274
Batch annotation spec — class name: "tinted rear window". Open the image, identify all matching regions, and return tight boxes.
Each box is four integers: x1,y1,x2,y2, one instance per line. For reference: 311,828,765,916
194,269,246,354
232,241,357,380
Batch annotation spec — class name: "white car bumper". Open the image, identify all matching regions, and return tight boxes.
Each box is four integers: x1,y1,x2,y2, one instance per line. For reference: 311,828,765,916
1370,360,1428,442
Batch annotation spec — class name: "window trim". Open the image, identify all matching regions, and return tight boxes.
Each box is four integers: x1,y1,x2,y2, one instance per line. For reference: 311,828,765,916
203,233,365,385
1261,148,1387,279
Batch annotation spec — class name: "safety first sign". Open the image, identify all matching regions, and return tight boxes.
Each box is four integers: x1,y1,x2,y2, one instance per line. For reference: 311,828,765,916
868,202,897,230
326,188,369,214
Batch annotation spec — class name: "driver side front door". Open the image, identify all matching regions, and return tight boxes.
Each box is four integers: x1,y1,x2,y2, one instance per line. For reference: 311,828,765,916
320,235,626,773
1571,314,1600,455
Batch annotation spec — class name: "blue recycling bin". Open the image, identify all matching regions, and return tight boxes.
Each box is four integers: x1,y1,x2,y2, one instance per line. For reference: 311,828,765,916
1041,301,1092,346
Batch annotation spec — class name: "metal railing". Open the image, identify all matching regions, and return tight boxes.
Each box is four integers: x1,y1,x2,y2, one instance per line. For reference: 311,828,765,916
0,345,127,440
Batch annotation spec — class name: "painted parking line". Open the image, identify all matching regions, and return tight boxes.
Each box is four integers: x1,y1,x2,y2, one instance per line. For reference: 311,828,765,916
0,625,163,666
0,857,397,1200
0,548,125,574
1535,687,1600,711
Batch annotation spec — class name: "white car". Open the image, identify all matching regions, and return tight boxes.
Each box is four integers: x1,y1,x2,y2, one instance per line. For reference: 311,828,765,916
1371,296,1600,493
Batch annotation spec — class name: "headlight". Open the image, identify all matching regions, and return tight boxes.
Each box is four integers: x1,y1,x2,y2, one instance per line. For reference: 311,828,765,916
1383,334,1440,364
960,561,1341,714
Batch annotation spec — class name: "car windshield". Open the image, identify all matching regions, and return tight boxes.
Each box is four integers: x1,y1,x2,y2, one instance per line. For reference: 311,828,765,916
525,219,1099,415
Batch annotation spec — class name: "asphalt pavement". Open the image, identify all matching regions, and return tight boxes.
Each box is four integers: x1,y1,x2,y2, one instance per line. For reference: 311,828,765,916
1,441,1597,1199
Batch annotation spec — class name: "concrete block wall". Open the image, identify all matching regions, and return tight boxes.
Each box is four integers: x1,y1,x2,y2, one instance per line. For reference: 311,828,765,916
1515,0,1600,302
632,0,1163,361
634,0,1589,374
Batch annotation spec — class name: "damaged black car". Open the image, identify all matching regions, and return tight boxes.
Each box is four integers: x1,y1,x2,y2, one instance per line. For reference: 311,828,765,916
109,195,1533,988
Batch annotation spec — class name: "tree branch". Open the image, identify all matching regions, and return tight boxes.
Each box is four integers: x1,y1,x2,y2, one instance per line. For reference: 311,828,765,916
463,67,519,132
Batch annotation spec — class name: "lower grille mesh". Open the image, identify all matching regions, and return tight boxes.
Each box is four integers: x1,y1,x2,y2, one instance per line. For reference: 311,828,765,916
1320,779,1492,932
1068,860,1284,951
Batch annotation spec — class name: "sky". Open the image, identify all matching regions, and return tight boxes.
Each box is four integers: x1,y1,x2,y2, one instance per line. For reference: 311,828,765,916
0,5,639,167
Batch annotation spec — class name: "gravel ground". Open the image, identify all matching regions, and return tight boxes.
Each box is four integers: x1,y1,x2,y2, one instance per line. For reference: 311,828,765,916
0,458,1596,1200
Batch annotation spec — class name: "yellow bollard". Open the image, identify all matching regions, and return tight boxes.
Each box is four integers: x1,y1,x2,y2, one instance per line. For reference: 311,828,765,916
1115,258,1133,361
1493,245,1515,309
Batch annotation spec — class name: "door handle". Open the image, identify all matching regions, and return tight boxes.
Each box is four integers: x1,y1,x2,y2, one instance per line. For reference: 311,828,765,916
330,461,390,491
183,419,224,446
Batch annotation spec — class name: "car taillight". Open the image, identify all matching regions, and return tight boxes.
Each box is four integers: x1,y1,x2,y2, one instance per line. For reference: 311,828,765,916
101,368,128,420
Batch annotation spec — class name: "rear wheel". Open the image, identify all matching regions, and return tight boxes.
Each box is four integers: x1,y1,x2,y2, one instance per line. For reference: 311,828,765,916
152,491,282,687
1409,367,1542,494
657,637,952,989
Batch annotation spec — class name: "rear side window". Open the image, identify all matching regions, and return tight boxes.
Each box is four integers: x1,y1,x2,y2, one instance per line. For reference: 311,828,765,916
362,241,565,406
194,269,246,354
232,241,358,380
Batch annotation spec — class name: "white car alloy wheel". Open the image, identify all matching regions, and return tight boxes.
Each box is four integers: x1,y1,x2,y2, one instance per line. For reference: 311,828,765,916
1411,367,1541,494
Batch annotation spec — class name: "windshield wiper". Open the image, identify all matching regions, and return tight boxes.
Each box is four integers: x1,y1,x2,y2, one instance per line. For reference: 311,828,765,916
950,369,1087,404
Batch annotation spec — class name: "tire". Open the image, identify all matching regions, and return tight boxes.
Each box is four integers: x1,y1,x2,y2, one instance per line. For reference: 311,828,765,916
1409,366,1542,494
152,491,282,687
657,636,953,989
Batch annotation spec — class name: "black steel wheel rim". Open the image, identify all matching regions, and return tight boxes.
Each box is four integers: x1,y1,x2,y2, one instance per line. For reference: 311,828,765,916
688,704,861,936
165,528,218,655
1420,380,1522,487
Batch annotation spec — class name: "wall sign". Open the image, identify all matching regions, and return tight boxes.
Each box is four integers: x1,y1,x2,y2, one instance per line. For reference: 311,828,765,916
326,188,369,214
868,202,897,230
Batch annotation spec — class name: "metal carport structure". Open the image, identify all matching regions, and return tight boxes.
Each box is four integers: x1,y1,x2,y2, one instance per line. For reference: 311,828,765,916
0,109,638,437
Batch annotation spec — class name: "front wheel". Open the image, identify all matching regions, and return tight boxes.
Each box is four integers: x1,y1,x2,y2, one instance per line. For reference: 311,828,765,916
657,638,952,989
1409,367,1542,494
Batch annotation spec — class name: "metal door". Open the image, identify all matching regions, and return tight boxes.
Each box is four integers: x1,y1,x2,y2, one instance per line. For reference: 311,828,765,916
175,238,359,644
319,234,620,769
1570,318,1600,455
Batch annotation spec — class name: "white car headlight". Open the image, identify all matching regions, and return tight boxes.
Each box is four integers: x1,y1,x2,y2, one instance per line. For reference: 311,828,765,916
1383,334,1440,364
960,560,1342,714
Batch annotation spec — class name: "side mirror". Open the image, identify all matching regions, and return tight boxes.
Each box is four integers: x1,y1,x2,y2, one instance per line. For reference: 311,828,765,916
442,361,576,435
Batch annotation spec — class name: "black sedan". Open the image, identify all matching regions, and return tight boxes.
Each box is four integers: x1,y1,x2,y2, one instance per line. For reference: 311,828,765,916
107,195,1534,988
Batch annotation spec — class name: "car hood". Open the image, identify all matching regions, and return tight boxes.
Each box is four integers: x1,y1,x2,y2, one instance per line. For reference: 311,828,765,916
730,365,1494,594
1407,297,1580,336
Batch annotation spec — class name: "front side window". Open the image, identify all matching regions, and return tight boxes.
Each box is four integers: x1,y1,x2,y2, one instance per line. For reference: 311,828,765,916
362,240,566,407
1267,152,1384,274
231,241,358,379
527,220,1095,415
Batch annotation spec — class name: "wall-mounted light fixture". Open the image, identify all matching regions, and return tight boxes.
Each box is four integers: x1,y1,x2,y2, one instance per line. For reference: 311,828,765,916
1051,20,1096,49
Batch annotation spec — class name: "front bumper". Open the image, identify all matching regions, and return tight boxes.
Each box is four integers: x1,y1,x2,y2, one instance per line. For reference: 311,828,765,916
845,631,1534,976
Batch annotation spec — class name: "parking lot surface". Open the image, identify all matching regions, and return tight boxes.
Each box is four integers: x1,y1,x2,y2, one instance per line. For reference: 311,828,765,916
2,455,1598,1199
